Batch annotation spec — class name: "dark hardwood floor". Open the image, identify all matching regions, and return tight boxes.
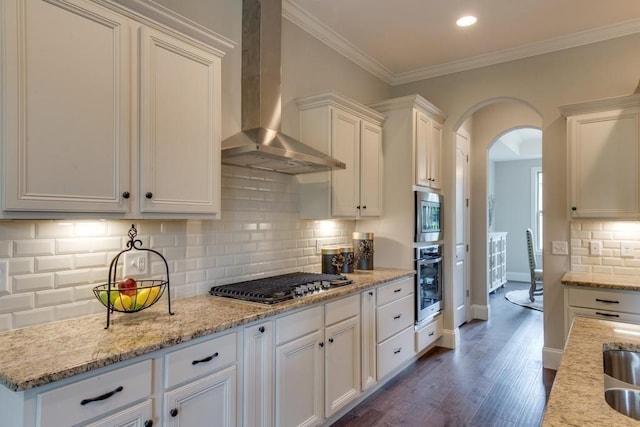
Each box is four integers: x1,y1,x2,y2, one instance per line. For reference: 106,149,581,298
332,282,556,427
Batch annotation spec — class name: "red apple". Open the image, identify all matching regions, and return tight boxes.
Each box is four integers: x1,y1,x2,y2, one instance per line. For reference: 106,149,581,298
118,277,137,296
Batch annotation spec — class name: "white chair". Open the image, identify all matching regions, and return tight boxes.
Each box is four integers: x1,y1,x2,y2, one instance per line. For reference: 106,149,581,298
526,228,543,302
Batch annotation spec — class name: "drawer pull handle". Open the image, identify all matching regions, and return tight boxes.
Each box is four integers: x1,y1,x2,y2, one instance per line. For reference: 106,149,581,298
170,408,179,417
394,289,402,293
192,352,219,365
428,331,435,336
80,386,123,405
394,348,402,354
595,312,620,318
393,314,402,320
595,298,620,304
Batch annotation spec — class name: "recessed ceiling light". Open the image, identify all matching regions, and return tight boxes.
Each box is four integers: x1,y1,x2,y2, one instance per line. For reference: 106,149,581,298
456,15,477,27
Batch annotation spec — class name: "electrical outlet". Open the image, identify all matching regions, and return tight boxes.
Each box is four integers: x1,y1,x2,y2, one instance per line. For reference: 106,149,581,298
0,260,8,294
621,242,635,257
123,252,149,277
589,240,602,256
316,239,323,254
551,241,568,255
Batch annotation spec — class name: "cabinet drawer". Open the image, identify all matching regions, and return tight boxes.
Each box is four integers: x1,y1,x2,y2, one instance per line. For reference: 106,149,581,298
277,305,323,345
377,326,414,379
37,359,152,427
376,277,413,306
567,287,640,313
415,315,442,352
326,294,359,326
568,306,640,329
165,332,237,389
377,294,414,343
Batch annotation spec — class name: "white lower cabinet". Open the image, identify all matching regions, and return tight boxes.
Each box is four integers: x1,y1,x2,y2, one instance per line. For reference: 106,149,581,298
360,289,377,391
564,286,640,339
164,365,236,427
85,400,153,427
244,321,274,427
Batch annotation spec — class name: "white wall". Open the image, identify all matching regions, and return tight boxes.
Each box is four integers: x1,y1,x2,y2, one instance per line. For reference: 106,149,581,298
390,33,640,365
494,158,542,279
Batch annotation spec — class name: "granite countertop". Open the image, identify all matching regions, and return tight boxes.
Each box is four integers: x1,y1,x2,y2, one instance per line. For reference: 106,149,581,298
543,317,640,426
0,268,413,392
561,272,640,291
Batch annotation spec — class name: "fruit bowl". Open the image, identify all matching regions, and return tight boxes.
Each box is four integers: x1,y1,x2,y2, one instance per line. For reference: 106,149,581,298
93,280,167,313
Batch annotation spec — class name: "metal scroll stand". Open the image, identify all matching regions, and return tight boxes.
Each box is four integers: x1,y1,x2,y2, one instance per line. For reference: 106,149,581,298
103,224,173,329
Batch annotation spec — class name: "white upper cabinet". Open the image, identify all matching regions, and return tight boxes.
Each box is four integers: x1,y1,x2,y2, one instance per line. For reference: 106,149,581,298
139,27,221,214
1,0,228,217
296,91,385,220
370,95,446,191
2,0,131,213
561,94,640,218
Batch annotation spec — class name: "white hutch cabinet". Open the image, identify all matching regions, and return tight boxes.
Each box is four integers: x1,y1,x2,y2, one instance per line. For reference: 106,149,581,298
561,94,640,218
488,232,508,293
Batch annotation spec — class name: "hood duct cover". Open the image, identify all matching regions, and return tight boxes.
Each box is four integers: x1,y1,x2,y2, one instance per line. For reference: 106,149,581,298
221,0,347,174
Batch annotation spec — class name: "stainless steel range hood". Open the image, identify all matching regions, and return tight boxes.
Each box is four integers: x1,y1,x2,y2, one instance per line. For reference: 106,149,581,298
221,0,346,175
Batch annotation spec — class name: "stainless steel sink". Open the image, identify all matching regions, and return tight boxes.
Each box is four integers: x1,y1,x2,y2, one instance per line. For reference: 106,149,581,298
605,388,640,420
603,349,640,386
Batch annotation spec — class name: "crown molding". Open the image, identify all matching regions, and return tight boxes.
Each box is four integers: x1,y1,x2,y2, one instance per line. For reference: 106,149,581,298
559,93,640,117
284,0,640,87
283,0,394,84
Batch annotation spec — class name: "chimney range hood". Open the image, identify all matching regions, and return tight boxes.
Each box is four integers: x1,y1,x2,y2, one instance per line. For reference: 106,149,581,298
221,0,346,175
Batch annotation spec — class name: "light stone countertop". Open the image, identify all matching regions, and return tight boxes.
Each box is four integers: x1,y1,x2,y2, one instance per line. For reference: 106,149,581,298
543,317,640,426
0,268,413,392
561,272,640,291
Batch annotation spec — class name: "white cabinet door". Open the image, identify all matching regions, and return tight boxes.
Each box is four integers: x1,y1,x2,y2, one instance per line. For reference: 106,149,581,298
85,400,153,427
415,111,441,189
244,321,274,427
359,122,383,217
164,365,237,427
3,0,131,212
325,315,361,418
568,109,640,218
360,289,377,391
139,27,221,214
331,109,361,217
275,330,323,427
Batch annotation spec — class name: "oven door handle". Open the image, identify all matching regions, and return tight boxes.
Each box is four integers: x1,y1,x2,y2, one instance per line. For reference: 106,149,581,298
418,257,442,265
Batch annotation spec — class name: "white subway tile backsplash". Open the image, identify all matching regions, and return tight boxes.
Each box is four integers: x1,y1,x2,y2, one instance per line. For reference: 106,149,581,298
0,294,33,314
0,241,12,258
9,258,34,275
13,274,54,293
36,221,74,238
0,314,11,332
74,221,108,237
35,255,73,272
0,222,35,239
14,240,55,257
571,221,640,275
56,269,91,288
56,238,92,254
74,253,108,269
36,288,74,307
91,237,122,252
54,301,92,321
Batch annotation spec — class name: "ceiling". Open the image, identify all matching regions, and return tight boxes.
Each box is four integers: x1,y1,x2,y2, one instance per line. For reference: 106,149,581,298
284,0,640,85
490,128,542,162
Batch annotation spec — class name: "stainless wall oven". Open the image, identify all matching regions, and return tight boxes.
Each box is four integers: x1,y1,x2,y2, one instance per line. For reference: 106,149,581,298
415,189,443,243
416,245,443,324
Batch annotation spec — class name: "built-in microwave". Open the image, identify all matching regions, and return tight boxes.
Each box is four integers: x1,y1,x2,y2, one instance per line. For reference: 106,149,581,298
415,189,443,243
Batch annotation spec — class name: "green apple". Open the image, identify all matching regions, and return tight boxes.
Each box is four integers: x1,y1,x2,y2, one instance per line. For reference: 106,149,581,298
98,290,120,307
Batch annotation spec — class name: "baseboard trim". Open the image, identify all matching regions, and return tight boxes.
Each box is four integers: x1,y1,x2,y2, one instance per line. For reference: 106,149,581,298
507,272,529,282
543,346,563,370
472,304,489,320
440,328,459,349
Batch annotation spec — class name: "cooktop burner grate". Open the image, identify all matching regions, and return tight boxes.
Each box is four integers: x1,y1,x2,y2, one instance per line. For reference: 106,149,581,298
209,272,352,304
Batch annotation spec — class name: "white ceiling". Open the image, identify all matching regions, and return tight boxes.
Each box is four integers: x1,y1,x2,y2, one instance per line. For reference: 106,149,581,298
284,0,640,85
490,128,542,162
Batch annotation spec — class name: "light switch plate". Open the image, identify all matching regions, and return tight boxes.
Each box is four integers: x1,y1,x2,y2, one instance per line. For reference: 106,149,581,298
551,241,568,255
589,240,602,256
122,252,149,278
316,239,323,254
621,242,635,257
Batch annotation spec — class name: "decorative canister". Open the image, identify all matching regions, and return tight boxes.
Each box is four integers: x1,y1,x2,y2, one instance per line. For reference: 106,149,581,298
321,246,344,274
352,232,374,270
341,245,355,273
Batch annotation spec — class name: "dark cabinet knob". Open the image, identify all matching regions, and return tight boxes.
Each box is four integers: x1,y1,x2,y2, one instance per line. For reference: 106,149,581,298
362,205,367,209
122,191,130,199
259,326,265,333
368,291,373,296
356,205,361,209
328,338,334,343
146,192,153,199
319,342,324,348
571,206,577,211
144,421,153,427
170,408,179,417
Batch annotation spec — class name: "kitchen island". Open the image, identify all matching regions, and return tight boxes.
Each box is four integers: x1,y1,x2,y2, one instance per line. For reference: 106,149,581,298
0,268,413,392
543,316,640,426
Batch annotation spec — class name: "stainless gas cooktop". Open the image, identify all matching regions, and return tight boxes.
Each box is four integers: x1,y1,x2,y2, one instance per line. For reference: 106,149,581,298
209,272,353,304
